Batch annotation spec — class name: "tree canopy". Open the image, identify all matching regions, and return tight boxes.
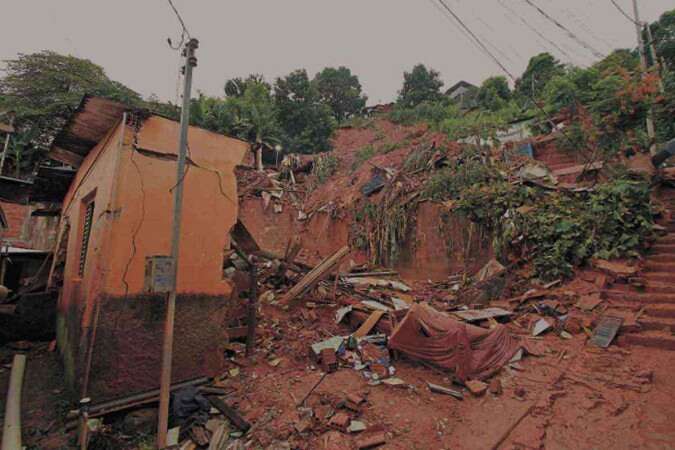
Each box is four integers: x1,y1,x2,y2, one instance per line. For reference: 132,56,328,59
273,69,336,154
0,51,142,175
477,76,512,111
313,66,367,122
397,64,444,108
515,52,565,100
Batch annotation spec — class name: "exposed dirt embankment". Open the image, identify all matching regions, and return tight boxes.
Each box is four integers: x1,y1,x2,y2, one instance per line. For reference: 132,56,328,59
239,119,493,281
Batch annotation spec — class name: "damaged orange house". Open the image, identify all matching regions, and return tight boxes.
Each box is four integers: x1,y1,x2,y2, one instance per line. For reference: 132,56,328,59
49,96,249,401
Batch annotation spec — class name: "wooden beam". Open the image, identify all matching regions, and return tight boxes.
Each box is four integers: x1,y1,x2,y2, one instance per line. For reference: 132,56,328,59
279,246,350,304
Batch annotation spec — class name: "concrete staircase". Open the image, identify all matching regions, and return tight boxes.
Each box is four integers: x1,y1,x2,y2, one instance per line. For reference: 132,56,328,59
603,187,675,350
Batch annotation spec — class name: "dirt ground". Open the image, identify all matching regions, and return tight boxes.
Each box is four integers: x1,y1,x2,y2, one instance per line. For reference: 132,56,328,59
3,296,674,450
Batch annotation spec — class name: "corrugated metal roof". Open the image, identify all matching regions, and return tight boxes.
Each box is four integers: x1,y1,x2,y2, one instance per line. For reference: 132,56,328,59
48,95,128,167
0,122,15,134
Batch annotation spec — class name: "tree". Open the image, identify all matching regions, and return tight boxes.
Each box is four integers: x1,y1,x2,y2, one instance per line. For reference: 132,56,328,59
224,74,269,98
0,51,142,175
191,78,283,170
274,69,336,154
593,49,639,74
515,53,565,100
648,9,675,71
313,66,367,122
397,64,444,108
477,76,511,111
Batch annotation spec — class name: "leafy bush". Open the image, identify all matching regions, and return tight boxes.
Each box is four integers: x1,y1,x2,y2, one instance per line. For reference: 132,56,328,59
457,178,653,280
424,158,500,201
312,153,340,183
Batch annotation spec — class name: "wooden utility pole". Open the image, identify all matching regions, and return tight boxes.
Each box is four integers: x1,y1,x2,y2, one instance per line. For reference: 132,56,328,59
0,115,15,176
157,37,198,450
645,24,665,93
632,0,657,155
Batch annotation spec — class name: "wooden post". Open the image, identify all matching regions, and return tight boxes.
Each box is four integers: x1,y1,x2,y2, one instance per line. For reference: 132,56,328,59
2,354,26,450
246,257,257,357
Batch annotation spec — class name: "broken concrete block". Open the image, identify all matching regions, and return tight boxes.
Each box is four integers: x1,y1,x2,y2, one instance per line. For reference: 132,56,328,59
328,412,351,432
466,380,487,397
348,420,367,433
356,432,386,449
489,378,502,396
320,348,338,373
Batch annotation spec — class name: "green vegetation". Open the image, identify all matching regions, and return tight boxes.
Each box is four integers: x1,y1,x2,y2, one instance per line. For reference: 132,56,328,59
424,153,499,201
312,153,340,184
314,66,368,122
351,144,378,171
397,64,444,108
456,178,653,281
0,51,143,175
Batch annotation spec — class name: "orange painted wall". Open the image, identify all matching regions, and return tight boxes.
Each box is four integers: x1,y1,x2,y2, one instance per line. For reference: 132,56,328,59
56,115,248,399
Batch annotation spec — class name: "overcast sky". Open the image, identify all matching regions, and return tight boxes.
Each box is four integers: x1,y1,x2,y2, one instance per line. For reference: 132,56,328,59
0,1,672,104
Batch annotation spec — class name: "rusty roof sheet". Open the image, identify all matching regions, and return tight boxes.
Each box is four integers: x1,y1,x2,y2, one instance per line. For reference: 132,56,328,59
48,95,129,167
0,122,15,134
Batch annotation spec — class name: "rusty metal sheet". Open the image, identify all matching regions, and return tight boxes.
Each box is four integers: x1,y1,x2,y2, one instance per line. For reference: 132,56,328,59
451,307,512,323
48,95,127,167
591,315,624,348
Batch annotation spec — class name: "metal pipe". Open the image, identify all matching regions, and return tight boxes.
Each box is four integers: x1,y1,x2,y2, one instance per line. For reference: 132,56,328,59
157,37,199,449
2,354,26,450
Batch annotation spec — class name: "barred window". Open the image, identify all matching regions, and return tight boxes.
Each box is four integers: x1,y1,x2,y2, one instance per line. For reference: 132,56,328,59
79,201,95,276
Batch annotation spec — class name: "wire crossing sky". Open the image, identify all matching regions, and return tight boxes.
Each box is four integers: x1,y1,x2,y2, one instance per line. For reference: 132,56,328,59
0,0,671,104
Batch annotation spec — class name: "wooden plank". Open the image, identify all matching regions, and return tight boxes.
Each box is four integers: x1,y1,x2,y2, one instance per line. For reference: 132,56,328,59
353,310,385,338
280,246,350,304
48,146,84,168
205,395,250,432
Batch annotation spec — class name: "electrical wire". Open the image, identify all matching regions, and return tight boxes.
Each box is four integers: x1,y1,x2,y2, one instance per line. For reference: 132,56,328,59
609,0,640,25
435,0,517,80
497,0,576,62
521,0,604,59
426,0,579,150
167,0,191,39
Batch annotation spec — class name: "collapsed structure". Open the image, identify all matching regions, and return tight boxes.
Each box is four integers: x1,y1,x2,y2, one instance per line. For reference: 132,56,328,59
43,96,249,400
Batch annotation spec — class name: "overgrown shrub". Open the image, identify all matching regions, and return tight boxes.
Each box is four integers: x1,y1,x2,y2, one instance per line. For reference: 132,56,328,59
457,177,653,280
312,153,339,183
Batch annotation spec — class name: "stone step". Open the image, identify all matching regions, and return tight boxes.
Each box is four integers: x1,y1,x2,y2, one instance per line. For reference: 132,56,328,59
643,272,675,283
638,315,675,332
607,282,675,294
647,254,675,263
619,331,675,351
655,236,675,245
651,243,675,252
607,301,675,318
603,290,675,304
644,261,675,271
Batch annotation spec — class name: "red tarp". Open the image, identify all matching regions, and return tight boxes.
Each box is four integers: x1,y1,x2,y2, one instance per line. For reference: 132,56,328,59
388,303,523,381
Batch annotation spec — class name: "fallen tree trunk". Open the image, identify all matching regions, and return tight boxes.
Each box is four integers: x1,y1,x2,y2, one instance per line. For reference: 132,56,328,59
2,354,26,450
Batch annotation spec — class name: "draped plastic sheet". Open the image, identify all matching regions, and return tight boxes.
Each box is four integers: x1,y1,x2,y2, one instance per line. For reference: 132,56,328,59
388,303,523,381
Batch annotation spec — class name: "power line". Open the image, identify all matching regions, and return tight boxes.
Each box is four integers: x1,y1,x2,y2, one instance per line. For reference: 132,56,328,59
522,0,604,59
548,0,614,51
425,0,579,150
167,0,191,39
497,0,577,62
609,0,640,25
435,0,517,80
